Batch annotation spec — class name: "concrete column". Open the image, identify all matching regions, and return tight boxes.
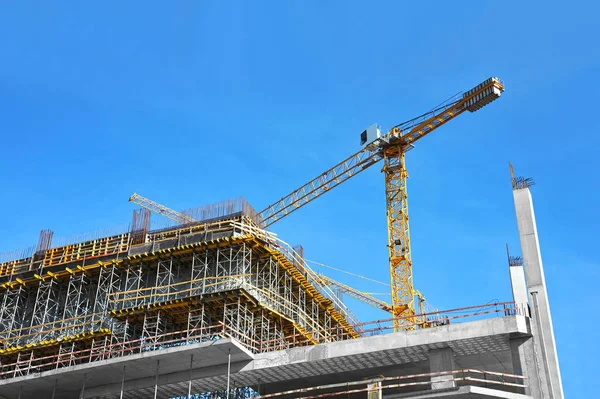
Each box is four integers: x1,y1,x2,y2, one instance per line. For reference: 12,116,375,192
119,366,126,399
509,264,529,316
79,373,87,399
188,354,193,399
153,360,159,399
429,347,455,390
510,336,542,398
513,187,564,399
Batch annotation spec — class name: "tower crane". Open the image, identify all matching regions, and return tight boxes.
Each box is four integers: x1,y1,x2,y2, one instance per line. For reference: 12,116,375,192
316,274,393,312
315,274,439,329
130,77,504,331
129,193,196,225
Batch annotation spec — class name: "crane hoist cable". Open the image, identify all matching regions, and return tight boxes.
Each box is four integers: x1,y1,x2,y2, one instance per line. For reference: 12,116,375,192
305,259,390,287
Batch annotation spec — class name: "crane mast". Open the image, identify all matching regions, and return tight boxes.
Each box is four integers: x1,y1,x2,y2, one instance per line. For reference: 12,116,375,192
384,148,414,323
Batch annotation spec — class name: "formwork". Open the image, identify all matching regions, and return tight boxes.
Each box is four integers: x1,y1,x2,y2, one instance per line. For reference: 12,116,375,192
0,199,358,382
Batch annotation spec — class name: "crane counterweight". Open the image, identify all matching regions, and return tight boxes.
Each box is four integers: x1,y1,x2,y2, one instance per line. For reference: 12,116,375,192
464,77,503,112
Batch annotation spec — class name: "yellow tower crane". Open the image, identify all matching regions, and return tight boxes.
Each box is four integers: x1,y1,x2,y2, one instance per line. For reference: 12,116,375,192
130,77,504,331
316,273,393,311
257,77,504,329
129,193,196,225
315,272,434,328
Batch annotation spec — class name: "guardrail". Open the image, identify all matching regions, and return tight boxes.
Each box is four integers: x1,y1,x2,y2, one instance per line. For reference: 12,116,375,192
257,369,526,398
1,300,521,379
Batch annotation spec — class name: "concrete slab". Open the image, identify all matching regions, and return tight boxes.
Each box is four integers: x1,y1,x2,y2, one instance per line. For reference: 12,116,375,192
171,315,529,398
0,338,253,399
245,315,528,389
0,316,531,399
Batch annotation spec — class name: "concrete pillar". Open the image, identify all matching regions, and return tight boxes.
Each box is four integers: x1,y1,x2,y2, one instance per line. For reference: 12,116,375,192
119,366,126,399
153,360,159,399
510,336,542,398
429,347,455,389
79,373,87,399
512,184,564,399
188,354,193,399
509,264,529,316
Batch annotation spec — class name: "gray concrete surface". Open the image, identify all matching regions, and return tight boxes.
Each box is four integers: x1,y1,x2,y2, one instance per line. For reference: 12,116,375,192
0,339,253,399
509,265,528,312
0,315,532,398
429,348,456,389
513,188,564,399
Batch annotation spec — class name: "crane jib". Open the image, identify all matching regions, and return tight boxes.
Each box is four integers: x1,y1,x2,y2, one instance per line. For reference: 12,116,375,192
258,149,382,226
258,77,504,229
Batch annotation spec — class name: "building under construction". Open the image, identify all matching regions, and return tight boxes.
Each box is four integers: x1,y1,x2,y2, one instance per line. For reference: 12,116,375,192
0,200,360,379
0,78,564,398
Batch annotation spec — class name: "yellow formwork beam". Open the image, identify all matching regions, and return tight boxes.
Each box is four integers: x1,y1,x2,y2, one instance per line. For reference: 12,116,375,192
0,328,111,356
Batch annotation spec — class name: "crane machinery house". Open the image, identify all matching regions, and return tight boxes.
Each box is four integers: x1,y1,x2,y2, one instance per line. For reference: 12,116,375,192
360,123,382,150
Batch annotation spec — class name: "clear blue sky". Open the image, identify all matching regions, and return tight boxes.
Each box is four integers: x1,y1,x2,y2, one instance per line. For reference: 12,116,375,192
1,2,597,396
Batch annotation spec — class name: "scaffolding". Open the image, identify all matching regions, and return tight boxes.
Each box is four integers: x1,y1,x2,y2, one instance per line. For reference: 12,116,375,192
0,197,523,398
0,201,358,380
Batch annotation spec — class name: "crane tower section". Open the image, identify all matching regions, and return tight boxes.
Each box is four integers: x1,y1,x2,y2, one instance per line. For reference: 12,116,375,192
388,78,502,328
360,77,504,329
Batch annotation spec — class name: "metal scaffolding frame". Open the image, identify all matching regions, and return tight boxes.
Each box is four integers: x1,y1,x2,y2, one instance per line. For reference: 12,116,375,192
0,214,358,382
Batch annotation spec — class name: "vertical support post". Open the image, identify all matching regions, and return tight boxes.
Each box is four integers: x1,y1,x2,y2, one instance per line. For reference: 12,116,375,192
154,360,160,399
511,165,564,399
429,347,455,389
51,379,58,399
188,354,194,399
79,373,87,399
509,261,529,316
119,365,126,399
227,349,231,399
510,336,542,397
17,386,22,399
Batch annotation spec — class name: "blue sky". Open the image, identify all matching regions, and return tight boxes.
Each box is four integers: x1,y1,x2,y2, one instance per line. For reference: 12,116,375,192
0,1,598,396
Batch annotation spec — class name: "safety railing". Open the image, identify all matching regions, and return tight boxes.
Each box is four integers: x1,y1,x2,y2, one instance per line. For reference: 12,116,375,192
0,215,255,279
0,299,520,380
257,369,526,398
0,312,107,349
223,301,520,353
0,324,226,379
0,233,131,278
